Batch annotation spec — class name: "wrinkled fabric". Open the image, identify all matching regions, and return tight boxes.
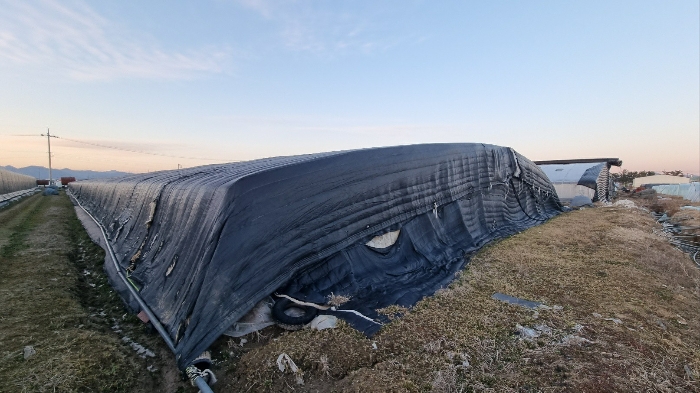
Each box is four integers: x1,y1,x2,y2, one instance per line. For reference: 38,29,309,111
69,143,562,368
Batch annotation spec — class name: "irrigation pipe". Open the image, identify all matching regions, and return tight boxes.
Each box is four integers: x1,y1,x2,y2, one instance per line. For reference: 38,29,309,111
68,191,214,393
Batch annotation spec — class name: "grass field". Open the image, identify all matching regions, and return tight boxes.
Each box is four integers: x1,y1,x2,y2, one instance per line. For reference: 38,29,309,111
0,192,187,393
1,192,698,392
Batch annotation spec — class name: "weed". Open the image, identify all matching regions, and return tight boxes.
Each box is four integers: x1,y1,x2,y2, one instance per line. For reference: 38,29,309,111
327,292,352,307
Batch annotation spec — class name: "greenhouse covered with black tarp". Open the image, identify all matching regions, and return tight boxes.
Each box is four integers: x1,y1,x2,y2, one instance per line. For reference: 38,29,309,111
69,143,563,369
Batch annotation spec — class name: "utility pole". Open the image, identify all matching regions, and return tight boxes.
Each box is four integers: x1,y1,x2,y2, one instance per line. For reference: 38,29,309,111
40,128,58,185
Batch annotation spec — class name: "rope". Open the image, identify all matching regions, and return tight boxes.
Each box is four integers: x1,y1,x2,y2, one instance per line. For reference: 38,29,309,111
274,294,330,310
330,308,383,325
274,294,382,325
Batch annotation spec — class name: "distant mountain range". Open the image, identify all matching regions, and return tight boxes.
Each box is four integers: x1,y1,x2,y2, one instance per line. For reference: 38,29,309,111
1,165,132,180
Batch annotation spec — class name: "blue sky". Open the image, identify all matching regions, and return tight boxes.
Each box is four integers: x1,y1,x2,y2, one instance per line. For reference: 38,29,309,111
0,0,698,174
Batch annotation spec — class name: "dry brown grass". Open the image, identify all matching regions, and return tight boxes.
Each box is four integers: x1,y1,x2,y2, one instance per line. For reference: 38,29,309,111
327,293,352,307
635,194,700,218
671,209,700,229
223,201,700,392
5,192,698,392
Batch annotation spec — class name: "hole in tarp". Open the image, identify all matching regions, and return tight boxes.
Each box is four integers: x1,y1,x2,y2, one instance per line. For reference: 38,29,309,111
365,230,400,249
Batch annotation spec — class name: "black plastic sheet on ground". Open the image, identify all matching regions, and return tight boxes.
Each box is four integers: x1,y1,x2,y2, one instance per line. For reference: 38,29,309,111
68,143,562,368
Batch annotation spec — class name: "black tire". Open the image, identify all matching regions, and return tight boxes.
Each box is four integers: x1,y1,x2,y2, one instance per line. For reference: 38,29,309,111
272,298,318,326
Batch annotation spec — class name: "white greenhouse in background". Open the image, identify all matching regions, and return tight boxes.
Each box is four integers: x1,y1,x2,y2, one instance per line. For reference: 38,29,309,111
536,158,622,203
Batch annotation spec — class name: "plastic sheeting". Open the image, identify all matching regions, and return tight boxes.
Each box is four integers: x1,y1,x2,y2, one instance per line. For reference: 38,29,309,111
68,143,563,369
0,188,40,208
634,175,689,188
539,162,603,188
539,162,611,202
0,168,35,195
570,195,594,208
653,183,700,202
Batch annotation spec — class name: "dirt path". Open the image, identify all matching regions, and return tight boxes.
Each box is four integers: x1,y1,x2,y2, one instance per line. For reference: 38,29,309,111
0,193,187,393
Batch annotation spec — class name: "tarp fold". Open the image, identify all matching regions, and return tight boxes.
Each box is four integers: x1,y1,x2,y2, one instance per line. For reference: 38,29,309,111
69,143,562,368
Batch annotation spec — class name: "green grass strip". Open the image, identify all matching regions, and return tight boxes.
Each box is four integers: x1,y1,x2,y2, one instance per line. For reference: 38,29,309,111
0,196,47,258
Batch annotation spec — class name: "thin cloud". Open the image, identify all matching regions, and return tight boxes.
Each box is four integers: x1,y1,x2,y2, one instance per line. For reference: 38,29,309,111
293,124,465,139
208,113,464,139
234,0,410,55
55,137,184,152
0,0,229,80
53,136,230,162
235,0,276,19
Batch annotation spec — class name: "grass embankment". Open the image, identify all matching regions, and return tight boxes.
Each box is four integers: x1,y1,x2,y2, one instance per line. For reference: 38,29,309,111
222,203,700,392
0,193,185,393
